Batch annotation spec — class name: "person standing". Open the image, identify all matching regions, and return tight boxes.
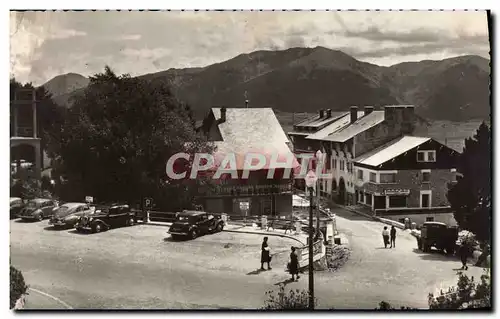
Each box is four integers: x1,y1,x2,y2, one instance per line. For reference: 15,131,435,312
459,241,469,270
261,237,272,270
390,226,397,248
289,246,300,281
382,226,390,248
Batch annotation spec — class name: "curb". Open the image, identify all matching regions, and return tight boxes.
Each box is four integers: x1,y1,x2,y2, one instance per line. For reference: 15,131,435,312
223,229,306,245
330,203,407,230
142,221,307,245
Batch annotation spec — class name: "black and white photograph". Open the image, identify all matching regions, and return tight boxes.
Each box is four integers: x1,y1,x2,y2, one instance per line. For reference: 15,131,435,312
7,5,492,311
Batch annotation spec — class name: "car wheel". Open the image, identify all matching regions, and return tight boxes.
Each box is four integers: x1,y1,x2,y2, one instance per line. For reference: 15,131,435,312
171,234,179,240
190,229,198,239
37,214,43,221
75,227,82,232
93,223,103,233
127,218,135,226
216,223,224,232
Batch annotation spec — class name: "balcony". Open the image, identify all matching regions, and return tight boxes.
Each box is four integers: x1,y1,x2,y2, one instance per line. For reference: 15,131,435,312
198,183,293,197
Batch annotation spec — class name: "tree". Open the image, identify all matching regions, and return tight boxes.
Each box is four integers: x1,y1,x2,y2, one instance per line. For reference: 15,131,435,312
53,66,214,209
447,122,491,243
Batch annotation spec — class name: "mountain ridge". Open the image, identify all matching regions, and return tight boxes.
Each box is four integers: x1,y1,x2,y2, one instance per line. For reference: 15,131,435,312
41,47,491,121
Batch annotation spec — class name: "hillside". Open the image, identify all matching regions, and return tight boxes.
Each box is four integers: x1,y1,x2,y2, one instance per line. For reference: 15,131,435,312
42,73,89,99
42,47,491,121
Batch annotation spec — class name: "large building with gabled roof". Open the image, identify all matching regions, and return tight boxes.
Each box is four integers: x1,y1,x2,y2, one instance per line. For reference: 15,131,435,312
197,107,298,217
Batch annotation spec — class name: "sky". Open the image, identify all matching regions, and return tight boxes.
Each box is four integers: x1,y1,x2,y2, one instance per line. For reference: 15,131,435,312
9,10,490,86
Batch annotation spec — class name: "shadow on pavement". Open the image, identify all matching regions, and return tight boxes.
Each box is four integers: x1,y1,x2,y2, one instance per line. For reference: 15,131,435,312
274,278,296,286
246,268,267,275
43,226,70,231
67,229,92,235
15,219,36,223
163,236,189,243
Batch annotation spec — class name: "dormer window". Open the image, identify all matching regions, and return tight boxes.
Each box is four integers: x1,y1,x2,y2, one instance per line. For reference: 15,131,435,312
417,150,436,163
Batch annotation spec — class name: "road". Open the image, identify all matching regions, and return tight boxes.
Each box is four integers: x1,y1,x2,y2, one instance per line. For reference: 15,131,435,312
10,208,486,310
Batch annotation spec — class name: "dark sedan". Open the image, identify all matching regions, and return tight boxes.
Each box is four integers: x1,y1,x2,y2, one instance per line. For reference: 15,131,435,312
168,211,225,240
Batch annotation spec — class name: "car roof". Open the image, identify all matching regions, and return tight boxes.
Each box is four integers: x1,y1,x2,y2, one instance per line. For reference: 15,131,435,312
61,202,86,208
29,198,52,203
179,210,205,216
423,222,447,226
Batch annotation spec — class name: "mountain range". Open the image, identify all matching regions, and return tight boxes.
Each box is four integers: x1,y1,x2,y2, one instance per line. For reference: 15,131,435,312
42,46,491,122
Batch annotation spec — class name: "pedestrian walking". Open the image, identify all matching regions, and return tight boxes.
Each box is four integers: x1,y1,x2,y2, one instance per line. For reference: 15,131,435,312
288,246,300,281
390,226,397,248
459,241,469,270
260,237,272,270
382,226,390,248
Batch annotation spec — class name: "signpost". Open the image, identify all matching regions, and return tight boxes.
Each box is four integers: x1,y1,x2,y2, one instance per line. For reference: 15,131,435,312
143,197,153,223
85,196,93,204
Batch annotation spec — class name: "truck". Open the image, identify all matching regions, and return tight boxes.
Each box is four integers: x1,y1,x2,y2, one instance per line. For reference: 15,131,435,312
417,221,458,255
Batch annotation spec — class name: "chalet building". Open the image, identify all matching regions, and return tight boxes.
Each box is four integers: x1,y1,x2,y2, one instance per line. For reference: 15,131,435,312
353,136,460,226
197,107,297,217
288,105,429,205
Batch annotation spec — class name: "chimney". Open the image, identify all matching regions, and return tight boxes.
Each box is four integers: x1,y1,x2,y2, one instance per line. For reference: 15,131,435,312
319,109,325,118
350,106,358,123
326,109,332,118
364,106,374,116
220,107,227,123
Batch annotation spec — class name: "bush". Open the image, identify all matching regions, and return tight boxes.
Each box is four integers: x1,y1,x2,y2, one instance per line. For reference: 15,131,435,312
261,284,316,310
428,270,491,309
375,301,417,310
10,266,28,309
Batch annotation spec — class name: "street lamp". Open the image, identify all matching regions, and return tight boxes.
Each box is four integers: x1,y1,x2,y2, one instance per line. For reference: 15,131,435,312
315,150,323,240
304,170,317,310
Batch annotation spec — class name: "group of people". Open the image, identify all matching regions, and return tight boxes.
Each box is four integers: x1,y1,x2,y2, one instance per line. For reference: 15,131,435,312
382,226,397,248
260,237,301,281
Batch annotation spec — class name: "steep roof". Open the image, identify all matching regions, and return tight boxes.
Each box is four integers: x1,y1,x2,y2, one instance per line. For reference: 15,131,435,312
210,108,298,169
306,111,363,140
321,110,385,142
353,136,431,167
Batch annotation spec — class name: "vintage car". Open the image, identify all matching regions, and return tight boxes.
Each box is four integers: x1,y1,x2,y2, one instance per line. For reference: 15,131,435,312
10,197,24,219
75,204,136,233
417,221,458,254
18,198,58,221
49,202,95,228
168,210,225,240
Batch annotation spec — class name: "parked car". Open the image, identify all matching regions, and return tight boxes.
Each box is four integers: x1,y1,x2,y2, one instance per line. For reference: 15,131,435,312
168,210,225,240
49,202,95,228
18,198,58,221
417,221,458,254
75,204,136,233
10,197,24,219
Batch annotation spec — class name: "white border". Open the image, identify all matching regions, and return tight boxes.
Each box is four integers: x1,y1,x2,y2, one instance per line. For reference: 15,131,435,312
2,1,498,319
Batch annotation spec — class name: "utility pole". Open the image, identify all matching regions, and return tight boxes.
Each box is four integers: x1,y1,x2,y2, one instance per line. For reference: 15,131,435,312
305,170,317,310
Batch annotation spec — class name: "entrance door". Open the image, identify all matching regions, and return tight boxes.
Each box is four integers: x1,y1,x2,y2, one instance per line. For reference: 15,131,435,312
421,193,430,208
262,199,272,216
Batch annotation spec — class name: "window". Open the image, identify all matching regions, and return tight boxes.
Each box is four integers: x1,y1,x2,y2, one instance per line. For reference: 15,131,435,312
427,151,436,162
340,160,345,171
422,171,430,182
380,173,396,183
389,196,407,208
417,150,437,162
426,217,435,222
366,194,372,206
360,192,365,203
357,169,364,181
369,172,377,183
